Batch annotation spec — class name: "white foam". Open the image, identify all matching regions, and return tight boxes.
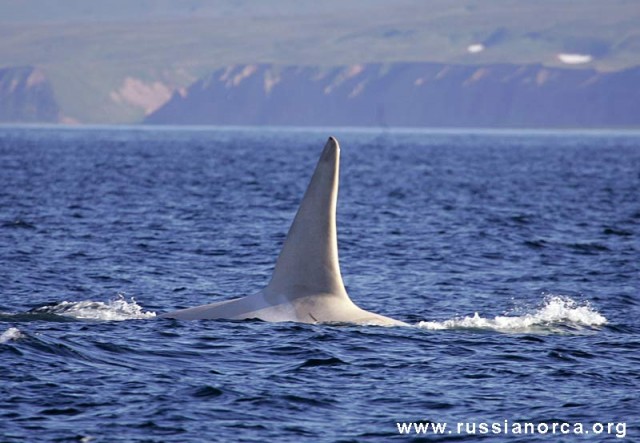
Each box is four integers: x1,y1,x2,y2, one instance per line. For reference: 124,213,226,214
41,295,156,321
417,295,607,333
0,327,23,343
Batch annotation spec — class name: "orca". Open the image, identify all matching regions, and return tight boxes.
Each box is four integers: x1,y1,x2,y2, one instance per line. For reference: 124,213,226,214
160,137,406,326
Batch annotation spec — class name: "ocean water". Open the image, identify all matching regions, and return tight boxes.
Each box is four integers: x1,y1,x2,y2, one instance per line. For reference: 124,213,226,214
0,126,638,442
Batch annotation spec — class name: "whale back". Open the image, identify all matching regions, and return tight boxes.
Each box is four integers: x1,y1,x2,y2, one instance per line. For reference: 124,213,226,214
265,137,349,299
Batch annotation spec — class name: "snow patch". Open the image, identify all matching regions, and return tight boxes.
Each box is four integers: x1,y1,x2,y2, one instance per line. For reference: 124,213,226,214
467,43,485,54
557,53,593,64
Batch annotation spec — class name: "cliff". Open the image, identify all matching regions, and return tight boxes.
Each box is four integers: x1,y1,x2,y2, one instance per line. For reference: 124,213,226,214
0,66,60,123
145,63,640,128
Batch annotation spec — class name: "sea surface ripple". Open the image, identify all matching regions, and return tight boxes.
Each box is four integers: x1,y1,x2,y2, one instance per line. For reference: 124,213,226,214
1,126,638,442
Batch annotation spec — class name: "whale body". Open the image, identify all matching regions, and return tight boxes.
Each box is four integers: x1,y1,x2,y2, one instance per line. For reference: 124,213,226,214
160,137,406,326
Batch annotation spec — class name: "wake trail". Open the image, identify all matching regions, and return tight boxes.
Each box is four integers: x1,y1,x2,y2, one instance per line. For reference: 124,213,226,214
416,295,607,333
30,295,156,321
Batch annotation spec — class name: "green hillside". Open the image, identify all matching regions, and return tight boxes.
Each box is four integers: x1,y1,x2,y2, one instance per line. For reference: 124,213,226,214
1,0,639,123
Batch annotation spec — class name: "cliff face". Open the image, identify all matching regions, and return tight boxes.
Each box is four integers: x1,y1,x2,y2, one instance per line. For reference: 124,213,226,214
0,66,60,123
145,63,640,128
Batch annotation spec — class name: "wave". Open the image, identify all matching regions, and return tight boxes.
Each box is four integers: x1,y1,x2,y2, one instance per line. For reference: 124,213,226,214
3,294,606,331
31,295,156,321
0,327,23,343
417,295,607,333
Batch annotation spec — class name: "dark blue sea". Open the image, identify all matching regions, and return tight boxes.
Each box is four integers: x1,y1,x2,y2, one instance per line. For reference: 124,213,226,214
1,126,638,442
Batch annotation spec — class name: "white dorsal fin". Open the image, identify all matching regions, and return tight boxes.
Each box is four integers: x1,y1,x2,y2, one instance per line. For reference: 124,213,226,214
160,136,407,325
265,137,349,299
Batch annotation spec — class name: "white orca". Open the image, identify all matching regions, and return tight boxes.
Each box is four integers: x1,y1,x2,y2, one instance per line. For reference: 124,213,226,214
160,137,406,326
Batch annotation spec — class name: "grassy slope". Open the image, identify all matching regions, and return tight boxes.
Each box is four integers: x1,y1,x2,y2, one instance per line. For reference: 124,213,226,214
1,0,638,123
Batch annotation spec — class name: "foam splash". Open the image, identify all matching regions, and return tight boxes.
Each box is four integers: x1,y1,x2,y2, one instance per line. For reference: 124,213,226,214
34,295,156,321
0,327,23,343
417,295,607,333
